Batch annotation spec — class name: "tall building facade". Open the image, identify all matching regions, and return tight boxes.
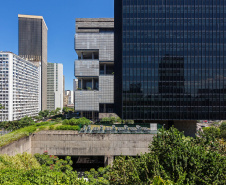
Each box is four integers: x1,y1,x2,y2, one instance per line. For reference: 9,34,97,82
18,14,48,110
0,52,40,121
115,0,226,120
47,63,63,111
74,18,114,120
65,90,74,105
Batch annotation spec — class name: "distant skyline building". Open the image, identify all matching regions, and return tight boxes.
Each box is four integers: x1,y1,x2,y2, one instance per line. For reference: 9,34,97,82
65,90,74,105
18,14,48,111
0,52,40,121
74,18,114,120
47,63,63,111
115,0,226,121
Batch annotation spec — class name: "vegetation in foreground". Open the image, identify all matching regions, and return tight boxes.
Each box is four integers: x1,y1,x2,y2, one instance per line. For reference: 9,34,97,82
0,127,225,184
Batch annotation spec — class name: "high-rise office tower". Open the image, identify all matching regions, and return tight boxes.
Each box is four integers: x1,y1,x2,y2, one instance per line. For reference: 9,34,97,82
74,18,114,120
18,14,48,110
47,63,63,111
115,0,226,121
0,52,40,121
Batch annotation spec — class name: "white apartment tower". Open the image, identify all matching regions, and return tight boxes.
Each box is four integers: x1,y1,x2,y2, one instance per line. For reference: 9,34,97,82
0,52,40,121
47,63,63,111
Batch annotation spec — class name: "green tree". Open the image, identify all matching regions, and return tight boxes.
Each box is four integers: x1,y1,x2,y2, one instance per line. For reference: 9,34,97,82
39,110,49,118
62,107,69,114
49,110,55,116
55,108,61,115
34,115,43,121
149,127,226,184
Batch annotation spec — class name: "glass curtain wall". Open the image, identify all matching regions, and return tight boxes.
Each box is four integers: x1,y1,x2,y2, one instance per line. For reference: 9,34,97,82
115,0,226,120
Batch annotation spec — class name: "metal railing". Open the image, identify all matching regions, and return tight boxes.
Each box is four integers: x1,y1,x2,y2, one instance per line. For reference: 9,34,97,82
79,124,159,134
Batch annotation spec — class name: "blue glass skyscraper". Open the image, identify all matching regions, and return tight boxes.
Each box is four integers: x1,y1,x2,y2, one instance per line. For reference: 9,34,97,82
115,0,226,120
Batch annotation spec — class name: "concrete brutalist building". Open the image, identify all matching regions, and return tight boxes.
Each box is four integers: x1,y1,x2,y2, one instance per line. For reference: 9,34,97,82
74,18,114,120
18,14,48,111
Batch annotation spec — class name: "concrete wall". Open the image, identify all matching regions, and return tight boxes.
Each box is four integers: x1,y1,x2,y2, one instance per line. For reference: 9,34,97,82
74,91,99,111
75,60,99,77
0,136,31,156
99,75,114,103
75,33,114,61
31,131,154,156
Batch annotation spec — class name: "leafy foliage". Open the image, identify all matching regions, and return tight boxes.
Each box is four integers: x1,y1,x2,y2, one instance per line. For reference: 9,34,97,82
202,126,221,138
220,122,226,140
0,153,87,185
149,127,226,184
0,116,35,131
55,125,80,131
100,117,122,124
34,152,73,172
38,110,49,118
34,115,43,121
62,117,91,127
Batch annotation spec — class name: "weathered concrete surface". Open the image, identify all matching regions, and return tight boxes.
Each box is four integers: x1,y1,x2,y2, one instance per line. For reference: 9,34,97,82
0,136,31,156
31,131,154,156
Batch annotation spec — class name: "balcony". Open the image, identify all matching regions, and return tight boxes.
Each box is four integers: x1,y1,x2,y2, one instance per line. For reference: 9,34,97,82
77,77,99,91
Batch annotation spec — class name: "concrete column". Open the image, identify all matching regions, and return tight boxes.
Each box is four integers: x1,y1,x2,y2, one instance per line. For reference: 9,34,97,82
92,78,94,89
92,52,94,59
81,52,83,59
104,64,107,75
92,111,94,121
104,155,114,167
81,79,83,89
104,104,106,113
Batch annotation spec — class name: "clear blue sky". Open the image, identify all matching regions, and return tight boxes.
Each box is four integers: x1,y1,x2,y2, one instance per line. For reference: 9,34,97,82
0,0,114,90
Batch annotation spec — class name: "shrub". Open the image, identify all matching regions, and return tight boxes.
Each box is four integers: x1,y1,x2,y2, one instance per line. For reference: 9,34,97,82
55,125,80,131
35,122,49,127
100,117,117,124
49,126,54,130
0,153,84,184
68,118,78,125
38,126,47,131
0,116,35,131
100,117,110,123
116,117,122,123
0,153,40,170
122,120,135,124
62,119,69,125
77,117,91,127
55,117,62,122
202,126,221,138
220,122,226,140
